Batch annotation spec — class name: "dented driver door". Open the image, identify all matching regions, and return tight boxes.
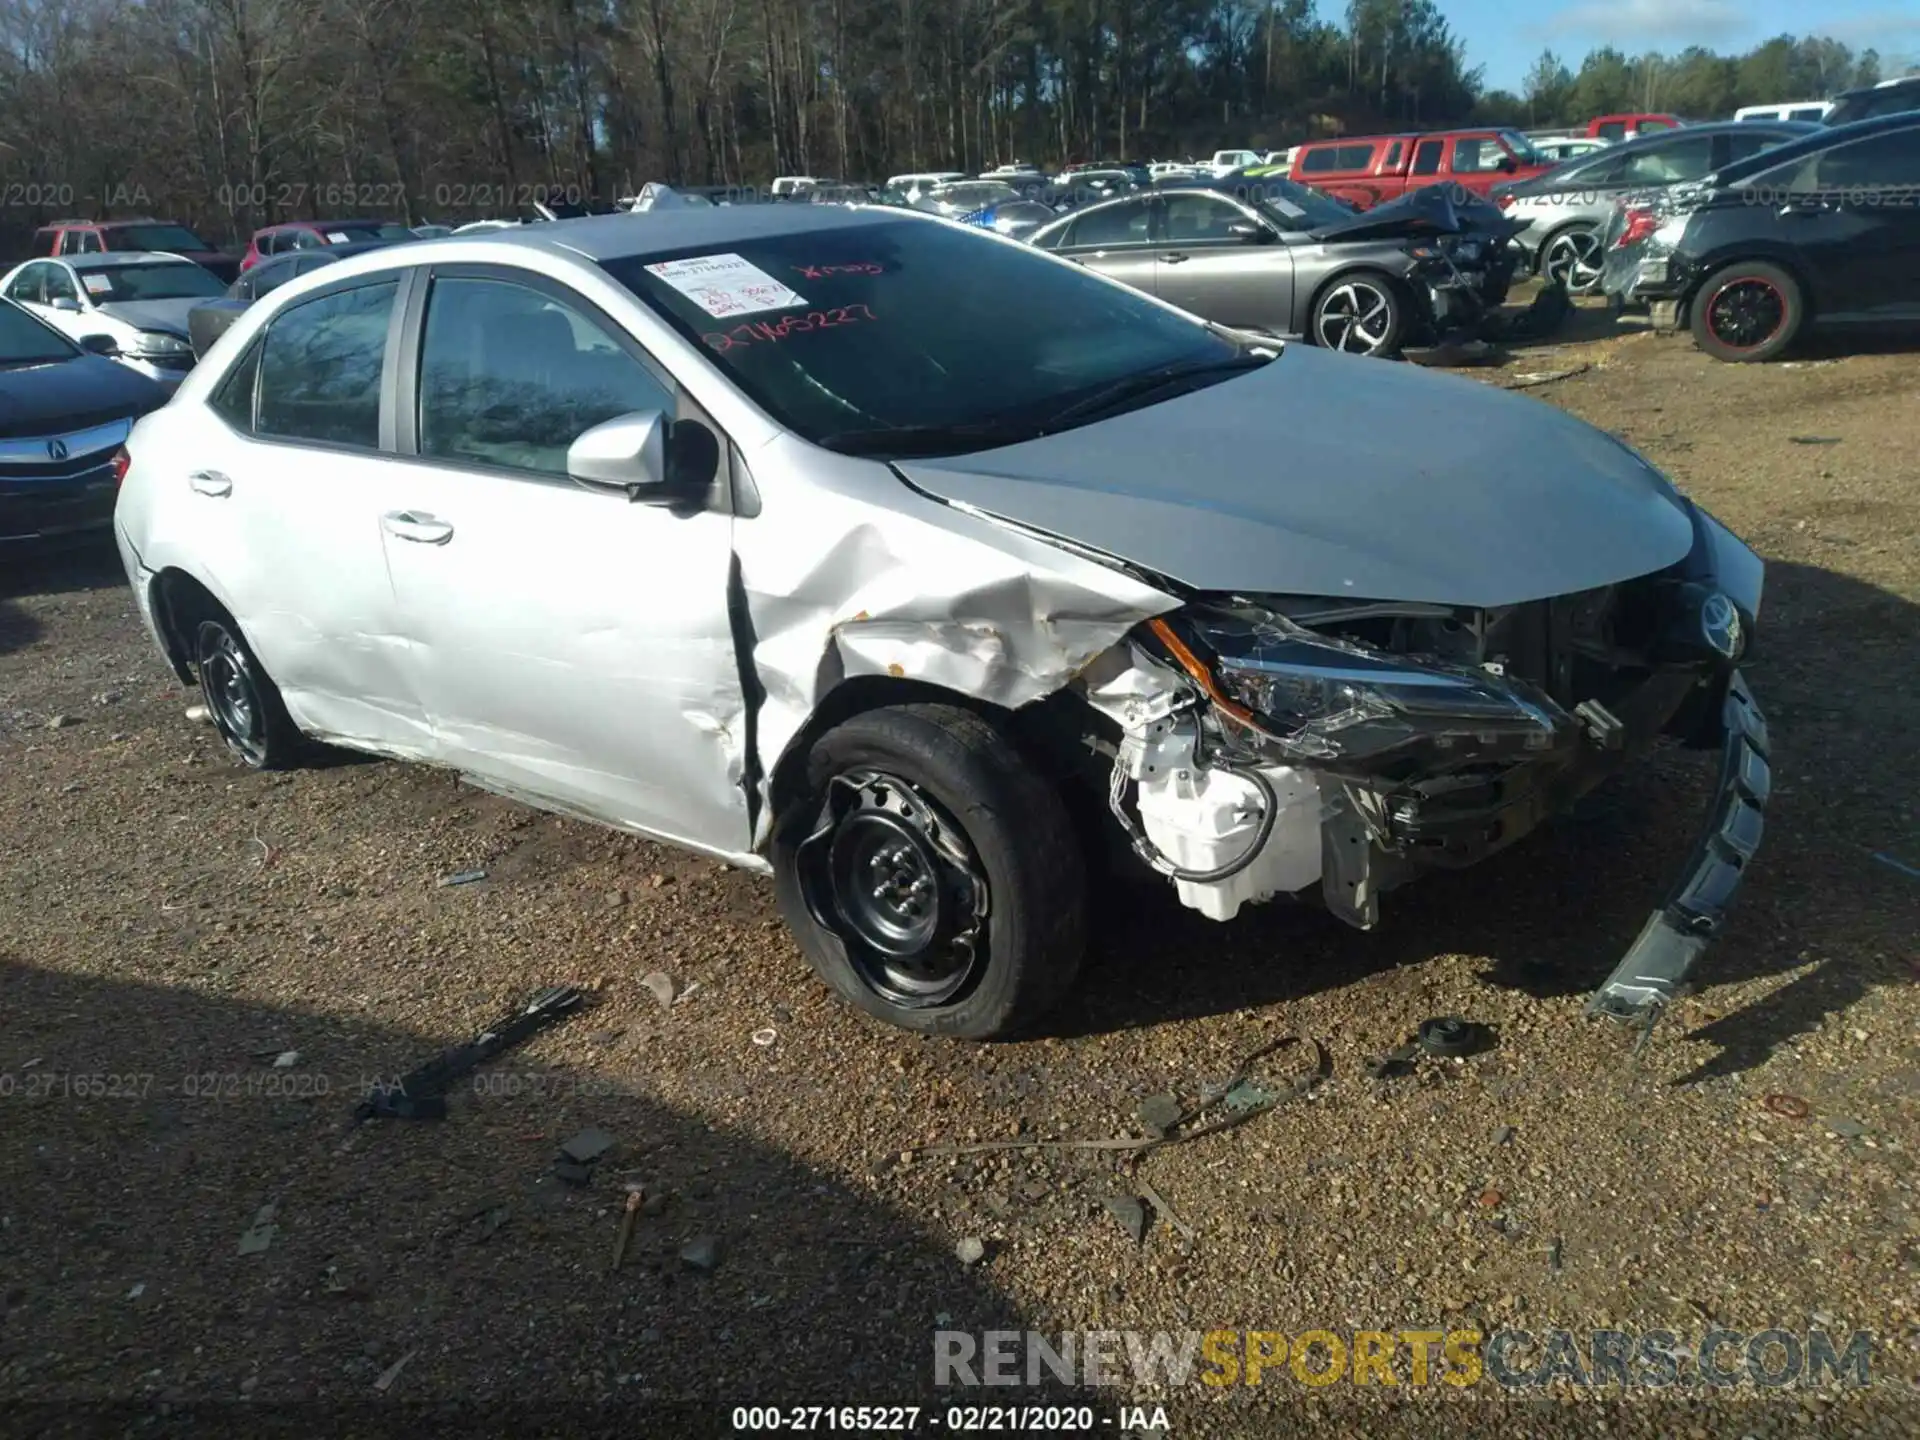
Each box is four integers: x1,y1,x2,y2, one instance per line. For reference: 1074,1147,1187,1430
377,268,751,858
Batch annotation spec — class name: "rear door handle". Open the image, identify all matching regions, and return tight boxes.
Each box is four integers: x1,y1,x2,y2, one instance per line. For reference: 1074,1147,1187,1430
1160,252,1190,263
381,510,455,545
188,470,231,497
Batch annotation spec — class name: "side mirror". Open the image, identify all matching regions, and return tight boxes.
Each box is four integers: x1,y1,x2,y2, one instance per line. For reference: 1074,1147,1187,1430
1227,220,1273,243
80,333,118,356
566,411,719,507
51,296,83,312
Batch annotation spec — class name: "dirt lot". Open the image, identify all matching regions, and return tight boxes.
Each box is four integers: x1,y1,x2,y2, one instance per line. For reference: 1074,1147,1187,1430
1,314,1916,1438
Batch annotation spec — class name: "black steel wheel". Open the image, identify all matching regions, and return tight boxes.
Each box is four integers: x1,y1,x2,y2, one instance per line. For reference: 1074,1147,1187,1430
772,704,1085,1039
195,616,301,770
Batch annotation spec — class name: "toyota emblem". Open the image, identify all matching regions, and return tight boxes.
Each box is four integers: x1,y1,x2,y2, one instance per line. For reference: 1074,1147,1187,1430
46,438,69,461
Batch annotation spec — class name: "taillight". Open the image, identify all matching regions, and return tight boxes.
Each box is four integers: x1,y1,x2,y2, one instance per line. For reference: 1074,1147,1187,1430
1614,206,1658,249
110,447,131,486
1494,192,1516,211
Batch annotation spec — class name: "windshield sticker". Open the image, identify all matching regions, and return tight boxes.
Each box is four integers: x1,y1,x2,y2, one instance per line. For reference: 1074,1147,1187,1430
702,305,876,352
791,262,884,280
646,253,807,318
325,231,352,243
81,273,112,295
1267,196,1306,218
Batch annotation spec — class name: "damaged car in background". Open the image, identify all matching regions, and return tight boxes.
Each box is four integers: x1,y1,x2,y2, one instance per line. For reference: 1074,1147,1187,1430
113,204,1767,1040
1029,178,1524,357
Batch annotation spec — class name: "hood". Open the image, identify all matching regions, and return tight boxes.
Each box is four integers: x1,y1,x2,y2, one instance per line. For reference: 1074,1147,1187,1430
1308,183,1475,242
0,352,167,438
894,344,1697,609
94,298,201,337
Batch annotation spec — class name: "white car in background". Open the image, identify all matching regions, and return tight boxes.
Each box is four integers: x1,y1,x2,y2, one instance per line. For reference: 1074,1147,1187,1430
1,252,225,386
885,171,969,203
1532,136,1611,162
1209,149,1262,175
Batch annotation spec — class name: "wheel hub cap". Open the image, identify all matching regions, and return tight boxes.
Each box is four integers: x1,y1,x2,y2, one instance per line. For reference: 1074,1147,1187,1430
1318,283,1391,354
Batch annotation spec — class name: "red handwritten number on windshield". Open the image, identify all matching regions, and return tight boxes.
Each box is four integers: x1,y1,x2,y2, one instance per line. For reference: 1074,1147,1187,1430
702,304,876,352
792,262,884,280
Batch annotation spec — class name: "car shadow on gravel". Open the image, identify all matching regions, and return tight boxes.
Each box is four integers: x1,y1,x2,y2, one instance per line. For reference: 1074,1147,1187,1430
0,538,124,600
0,961,1109,1435
1060,560,1915,1085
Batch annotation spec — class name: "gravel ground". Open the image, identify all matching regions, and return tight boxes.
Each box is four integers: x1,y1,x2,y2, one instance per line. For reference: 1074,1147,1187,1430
1,314,1915,1439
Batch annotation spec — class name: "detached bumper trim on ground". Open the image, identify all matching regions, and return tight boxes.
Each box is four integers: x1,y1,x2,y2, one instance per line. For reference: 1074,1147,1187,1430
1587,670,1770,1023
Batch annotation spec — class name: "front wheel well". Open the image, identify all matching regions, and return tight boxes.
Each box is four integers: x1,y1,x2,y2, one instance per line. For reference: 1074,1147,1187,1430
149,568,227,686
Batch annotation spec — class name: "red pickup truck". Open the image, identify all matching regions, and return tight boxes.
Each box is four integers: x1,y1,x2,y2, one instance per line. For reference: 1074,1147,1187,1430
1283,128,1555,211
1585,113,1683,142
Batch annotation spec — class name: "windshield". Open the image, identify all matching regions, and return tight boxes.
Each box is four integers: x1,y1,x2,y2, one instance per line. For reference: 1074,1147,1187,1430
603,217,1243,453
107,224,216,252
83,262,226,301
0,300,78,364
930,182,1019,209
1237,175,1359,229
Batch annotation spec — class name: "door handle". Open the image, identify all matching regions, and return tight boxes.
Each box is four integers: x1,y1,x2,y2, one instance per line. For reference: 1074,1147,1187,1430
381,510,455,545
1160,252,1190,263
188,470,231,497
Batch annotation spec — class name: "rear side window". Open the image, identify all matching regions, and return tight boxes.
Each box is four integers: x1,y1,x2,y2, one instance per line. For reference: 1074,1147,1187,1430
1639,118,1674,133
31,228,57,256
1619,135,1716,185
1067,199,1152,247
1596,121,1626,142
211,341,262,430
256,281,397,449
1299,143,1375,174
1411,139,1444,176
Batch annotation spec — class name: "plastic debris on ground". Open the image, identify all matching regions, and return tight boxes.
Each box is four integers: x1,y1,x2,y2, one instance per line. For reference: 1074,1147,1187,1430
237,1203,278,1256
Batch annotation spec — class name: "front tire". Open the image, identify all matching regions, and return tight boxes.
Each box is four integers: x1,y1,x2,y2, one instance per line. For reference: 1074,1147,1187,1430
1310,270,1405,357
1690,261,1803,362
772,704,1086,1039
195,616,302,770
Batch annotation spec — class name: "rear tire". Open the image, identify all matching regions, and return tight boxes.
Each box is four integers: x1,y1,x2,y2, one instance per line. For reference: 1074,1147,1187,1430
1690,261,1803,362
772,703,1086,1039
1538,224,1603,294
195,615,302,770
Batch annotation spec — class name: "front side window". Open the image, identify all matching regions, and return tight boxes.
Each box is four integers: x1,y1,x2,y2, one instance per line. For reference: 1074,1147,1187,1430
416,276,674,476
603,214,1241,453
1597,121,1626,142
256,281,397,449
1450,138,1506,173
1161,194,1247,242
5,265,45,302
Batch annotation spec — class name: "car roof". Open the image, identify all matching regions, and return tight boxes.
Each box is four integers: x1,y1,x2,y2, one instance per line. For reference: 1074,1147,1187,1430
64,252,203,269
1834,74,1920,99
445,204,916,263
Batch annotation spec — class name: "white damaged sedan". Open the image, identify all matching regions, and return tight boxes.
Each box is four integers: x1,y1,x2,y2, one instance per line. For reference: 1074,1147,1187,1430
112,206,1768,1039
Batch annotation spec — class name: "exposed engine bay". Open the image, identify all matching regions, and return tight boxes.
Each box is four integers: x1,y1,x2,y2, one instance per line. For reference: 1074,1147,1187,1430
1072,569,1754,945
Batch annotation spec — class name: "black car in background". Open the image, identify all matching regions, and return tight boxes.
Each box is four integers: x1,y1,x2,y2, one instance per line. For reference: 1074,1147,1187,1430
186,237,404,359
1824,76,1920,128
0,299,168,548
1607,112,1920,362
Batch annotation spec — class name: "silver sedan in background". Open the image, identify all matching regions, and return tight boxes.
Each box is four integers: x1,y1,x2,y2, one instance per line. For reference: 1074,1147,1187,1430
1493,120,1816,292
113,206,1768,1043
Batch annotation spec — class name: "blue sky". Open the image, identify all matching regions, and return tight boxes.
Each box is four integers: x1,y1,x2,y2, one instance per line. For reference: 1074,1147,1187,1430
1464,0,1920,92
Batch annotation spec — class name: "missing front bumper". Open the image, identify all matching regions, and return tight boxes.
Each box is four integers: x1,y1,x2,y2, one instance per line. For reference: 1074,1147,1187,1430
1586,671,1769,1025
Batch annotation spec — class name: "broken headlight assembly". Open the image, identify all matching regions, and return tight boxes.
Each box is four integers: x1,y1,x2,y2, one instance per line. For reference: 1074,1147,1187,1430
1149,610,1565,769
